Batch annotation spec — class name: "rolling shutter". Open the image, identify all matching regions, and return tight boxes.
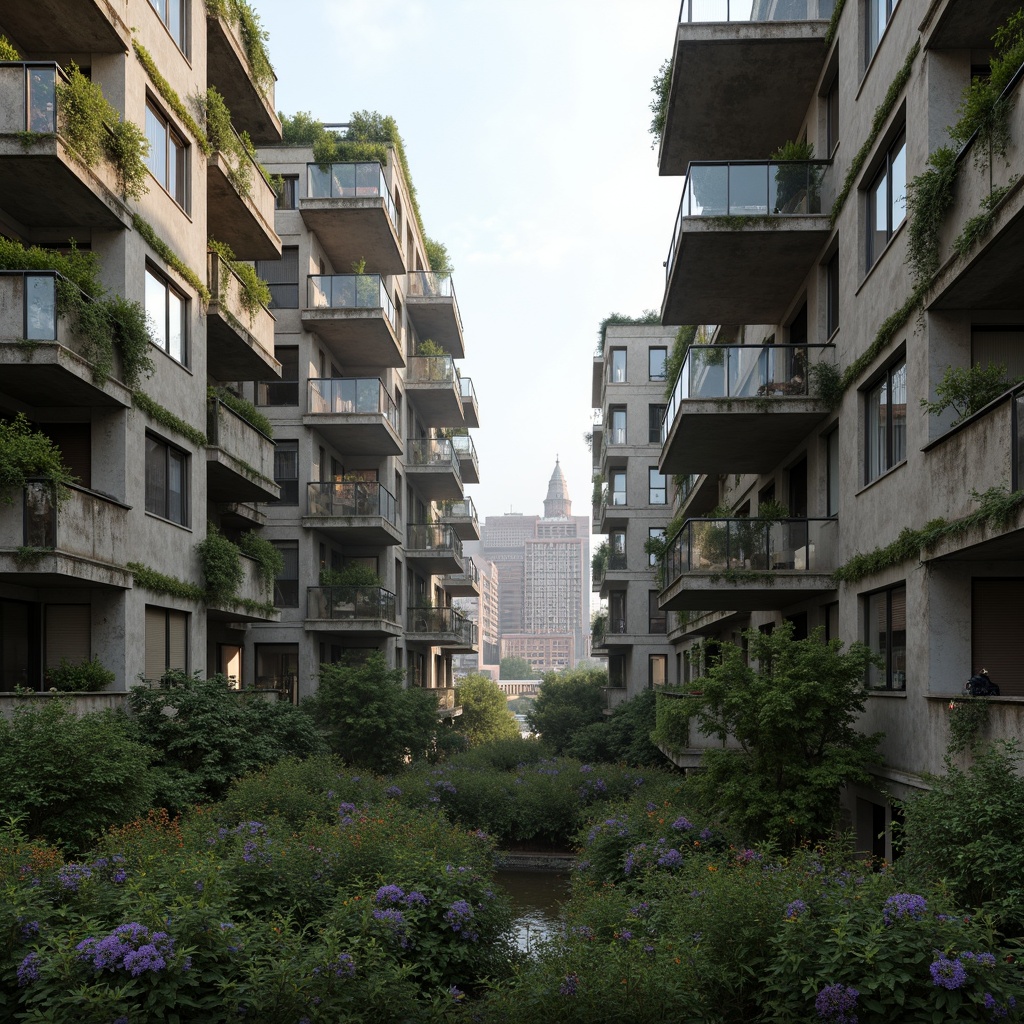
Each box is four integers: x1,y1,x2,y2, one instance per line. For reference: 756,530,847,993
972,579,1024,697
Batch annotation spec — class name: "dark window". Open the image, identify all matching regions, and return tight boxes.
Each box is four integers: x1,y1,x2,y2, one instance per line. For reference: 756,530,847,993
276,175,299,210
826,250,840,337
148,0,188,55
826,428,840,516
272,541,298,607
258,346,298,406
145,265,187,366
257,247,299,309
867,130,907,268
865,584,906,690
649,404,666,443
145,100,188,209
274,440,299,505
648,591,666,634
145,434,189,525
865,358,907,483
649,347,667,381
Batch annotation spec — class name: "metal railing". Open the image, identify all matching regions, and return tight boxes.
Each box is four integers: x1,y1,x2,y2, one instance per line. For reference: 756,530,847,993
307,585,397,623
407,524,463,558
305,161,396,224
459,376,477,403
436,497,478,520
663,517,839,582
406,354,457,384
663,344,834,441
678,0,835,22
307,378,398,431
0,62,63,134
407,438,459,472
450,434,478,462
307,275,395,324
408,605,471,636
445,561,480,586
306,481,398,524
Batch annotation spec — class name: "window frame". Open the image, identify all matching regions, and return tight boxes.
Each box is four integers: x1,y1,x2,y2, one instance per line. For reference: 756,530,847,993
866,0,901,64
272,540,299,607
275,174,299,210
145,605,189,682
649,347,667,381
649,467,667,505
649,404,667,444
145,264,188,367
144,432,190,526
649,527,666,566
864,356,907,484
148,0,189,57
609,468,626,506
257,247,299,309
144,97,189,210
273,439,299,505
866,129,906,268
826,249,840,338
608,406,626,445
864,583,906,690
610,348,626,383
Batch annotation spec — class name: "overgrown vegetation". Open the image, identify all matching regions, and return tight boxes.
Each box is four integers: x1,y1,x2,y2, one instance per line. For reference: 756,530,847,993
452,674,519,747
208,383,273,437
132,213,210,304
132,42,210,154
199,87,262,195
127,561,206,602
424,237,454,274
648,57,672,148
44,657,115,693
205,0,276,95
527,667,608,754
595,309,660,355
132,390,208,448
237,530,284,597
0,34,20,59
207,238,272,325
920,362,1023,425
0,414,75,503
197,528,245,604
663,324,698,398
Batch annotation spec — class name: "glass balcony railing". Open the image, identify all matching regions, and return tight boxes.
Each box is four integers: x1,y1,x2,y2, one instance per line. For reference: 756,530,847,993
256,380,299,406
307,585,397,623
307,275,395,324
408,605,471,636
663,517,838,581
307,378,398,431
407,524,463,558
445,561,480,587
406,354,456,384
406,271,455,300
459,376,477,403
306,481,398,524
436,497,478,521
0,62,62,134
4,270,59,340
407,439,459,472
663,344,834,441
450,434,477,462
678,0,835,21
305,161,396,223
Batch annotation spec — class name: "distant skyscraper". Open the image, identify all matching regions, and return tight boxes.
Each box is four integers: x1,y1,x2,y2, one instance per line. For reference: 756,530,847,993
482,459,589,672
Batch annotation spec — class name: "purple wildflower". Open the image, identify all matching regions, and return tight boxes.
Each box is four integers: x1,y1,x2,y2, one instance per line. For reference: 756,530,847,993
671,816,694,831
559,972,579,996
112,868,128,884
17,952,40,986
449,986,466,1003
333,953,356,979
618,929,633,942
19,920,40,940
930,955,968,990
384,785,402,798
403,891,429,906
57,863,92,891
657,848,683,868
338,801,357,814
815,983,859,1023
882,893,927,925
785,900,808,921
374,884,405,904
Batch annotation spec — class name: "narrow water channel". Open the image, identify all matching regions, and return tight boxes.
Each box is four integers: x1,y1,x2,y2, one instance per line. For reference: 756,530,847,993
495,869,572,954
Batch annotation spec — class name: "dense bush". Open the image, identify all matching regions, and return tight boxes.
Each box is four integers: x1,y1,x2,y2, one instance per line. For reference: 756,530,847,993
565,689,666,767
528,667,608,754
44,656,115,692
453,674,520,746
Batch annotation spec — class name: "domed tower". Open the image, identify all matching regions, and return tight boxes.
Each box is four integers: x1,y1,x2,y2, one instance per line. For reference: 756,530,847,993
543,456,572,519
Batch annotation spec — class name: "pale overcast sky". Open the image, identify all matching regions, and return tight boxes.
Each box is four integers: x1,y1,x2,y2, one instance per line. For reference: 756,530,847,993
257,0,681,526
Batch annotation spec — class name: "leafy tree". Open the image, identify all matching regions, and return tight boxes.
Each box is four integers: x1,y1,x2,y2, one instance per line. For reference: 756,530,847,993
896,740,1024,932
499,656,533,679
0,701,154,851
126,675,324,812
565,690,668,767
307,653,441,772
687,622,882,851
528,667,607,754
454,674,520,747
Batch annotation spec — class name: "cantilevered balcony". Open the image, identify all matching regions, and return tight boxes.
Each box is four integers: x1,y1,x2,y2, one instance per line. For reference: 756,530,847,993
662,160,834,324
301,162,404,274
302,482,401,545
406,355,464,427
442,560,480,597
655,690,742,770
303,378,401,455
405,439,462,501
206,8,281,143
407,606,477,650
660,516,838,611
302,275,403,367
406,524,464,575
0,1,131,55
207,254,279,381
0,271,132,407
207,127,281,260
305,585,402,637
208,555,280,623
660,344,834,474
0,481,131,588
460,376,480,428
929,69,1024,313
660,0,833,176
206,397,280,503
0,63,131,231
405,272,465,357
597,552,629,599
922,0,1014,50
436,497,480,540
450,433,480,485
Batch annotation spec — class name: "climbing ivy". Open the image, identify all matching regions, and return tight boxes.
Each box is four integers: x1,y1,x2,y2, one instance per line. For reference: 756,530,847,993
207,238,271,320
133,391,208,448
127,562,206,602
133,42,211,155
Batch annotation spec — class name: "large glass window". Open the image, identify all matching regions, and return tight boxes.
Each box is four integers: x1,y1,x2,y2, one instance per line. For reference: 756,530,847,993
649,468,667,505
649,347,667,381
867,0,901,62
145,434,189,525
610,348,626,383
648,591,667,634
609,407,626,445
865,584,906,690
610,469,626,506
275,175,299,210
148,0,188,55
144,100,188,209
867,130,906,268
866,358,906,483
145,266,187,366
649,527,665,566
273,440,299,505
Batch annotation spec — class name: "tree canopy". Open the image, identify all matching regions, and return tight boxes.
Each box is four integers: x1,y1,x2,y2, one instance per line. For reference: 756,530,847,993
527,666,607,754
454,674,520,747
499,656,533,679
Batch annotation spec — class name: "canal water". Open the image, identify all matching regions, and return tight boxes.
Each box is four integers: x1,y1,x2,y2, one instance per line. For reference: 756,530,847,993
496,868,572,953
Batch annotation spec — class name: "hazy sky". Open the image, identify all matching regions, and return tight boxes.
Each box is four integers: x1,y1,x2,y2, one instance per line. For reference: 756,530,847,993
257,0,681,526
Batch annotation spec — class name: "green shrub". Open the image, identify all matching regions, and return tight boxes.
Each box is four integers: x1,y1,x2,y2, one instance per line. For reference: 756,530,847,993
0,413,75,503
197,528,244,603
207,382,273,436
236,529,284,598
920,362,1022,425
0,34,20,60
45,656,115,692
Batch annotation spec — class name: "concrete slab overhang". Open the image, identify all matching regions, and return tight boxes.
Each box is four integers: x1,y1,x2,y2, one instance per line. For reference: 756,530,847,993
662,215,831,325
404,547,464,575
207,153,282,261
659,572,836,611
659,20,830,177
0,0,131,53
406,296,465,358
441,573,480,597
660,398,832,474
406,380,464,428
460,380,480,429
300,515,403,546
0,138,132,231
301,413,402,456
299,200,404,275
439,514,480,541
206,451,280,503
0,552,132,589
404,465,463,502
453,449,480,485
206,12,282,144
303,618,403,637
207,254,279,381
300,308,404,367
0,343,132,408
677,473,721,517
207,602,280,624
921,0,1016,50
668,608,747,641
